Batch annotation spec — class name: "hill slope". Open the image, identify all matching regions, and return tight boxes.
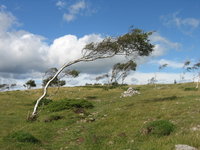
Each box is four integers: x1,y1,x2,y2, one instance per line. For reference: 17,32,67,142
0,83,200,150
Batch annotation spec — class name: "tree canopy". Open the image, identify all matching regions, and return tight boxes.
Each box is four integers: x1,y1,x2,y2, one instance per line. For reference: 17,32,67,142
111,60,137,84
24,80,36,89
30,28,155,120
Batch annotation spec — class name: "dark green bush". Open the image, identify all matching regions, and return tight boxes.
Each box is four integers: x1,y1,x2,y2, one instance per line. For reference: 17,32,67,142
142,120,175,137
5,130,40,143
85,96,97,99
47,99,94,112
184,87,198,91
33,98,52,107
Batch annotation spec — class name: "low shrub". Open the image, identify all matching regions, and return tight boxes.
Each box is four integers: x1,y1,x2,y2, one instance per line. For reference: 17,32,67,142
47,99,94,112
184,87,198,91
33,98,52,107
142,120,175,137
5,130,40,143
85,96,97,100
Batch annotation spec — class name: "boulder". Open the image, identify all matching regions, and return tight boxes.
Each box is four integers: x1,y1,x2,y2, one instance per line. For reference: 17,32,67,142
120,87,140,98
175,144,198,150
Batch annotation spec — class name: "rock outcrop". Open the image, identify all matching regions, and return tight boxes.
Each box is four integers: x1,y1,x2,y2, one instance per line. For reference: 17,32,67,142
120,87,140,98
175,144,198,150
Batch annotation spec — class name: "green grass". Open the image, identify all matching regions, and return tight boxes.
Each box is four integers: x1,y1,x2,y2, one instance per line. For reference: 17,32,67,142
4,130,40,144
0,83,200,149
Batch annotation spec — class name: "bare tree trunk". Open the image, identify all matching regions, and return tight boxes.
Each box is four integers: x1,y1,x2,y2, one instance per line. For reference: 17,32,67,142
31,58,84,118
30,55,115,119
196,74,200,89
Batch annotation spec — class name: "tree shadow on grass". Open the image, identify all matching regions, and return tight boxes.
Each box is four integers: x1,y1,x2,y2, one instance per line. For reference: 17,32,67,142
144,96,178,103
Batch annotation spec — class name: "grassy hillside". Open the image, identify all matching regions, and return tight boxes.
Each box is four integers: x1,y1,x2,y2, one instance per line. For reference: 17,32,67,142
0,83,200,150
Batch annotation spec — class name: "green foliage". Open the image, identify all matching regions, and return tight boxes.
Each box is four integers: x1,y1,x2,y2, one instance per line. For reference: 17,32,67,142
5,131,40,143
142,120,175,137
85,96,97,100
84,28,154,59
24,80,36,89
33,98,52,107
111,60,137,83
42,77,66,87
184,87,198,91
66,69,80,77
47,99,94,112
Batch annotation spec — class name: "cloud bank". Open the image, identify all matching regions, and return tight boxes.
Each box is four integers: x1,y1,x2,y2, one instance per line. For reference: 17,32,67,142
0,9,183,88
161,12,200,34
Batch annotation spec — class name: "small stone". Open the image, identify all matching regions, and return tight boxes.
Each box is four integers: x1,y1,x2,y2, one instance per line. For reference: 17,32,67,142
76,137,84,144
130,139,134,143
108,141,114,145
87,118,95,122
191,125,200,131
175,144,198,150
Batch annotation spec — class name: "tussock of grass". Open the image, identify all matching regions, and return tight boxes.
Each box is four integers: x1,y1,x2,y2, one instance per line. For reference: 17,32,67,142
46,99,94,112
4,131,40,143
142,120,175,137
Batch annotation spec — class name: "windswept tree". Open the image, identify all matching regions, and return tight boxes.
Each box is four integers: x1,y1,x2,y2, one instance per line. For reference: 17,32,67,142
95,61,137,85
42,68,80,87
180,60,191,82
42,68,65,87
111,60,137,84
158,63,168,71
0,84,9,91
149,63,168,86
30,28,154,120
95,74,110,84
24,80,36,89
187,61,200,88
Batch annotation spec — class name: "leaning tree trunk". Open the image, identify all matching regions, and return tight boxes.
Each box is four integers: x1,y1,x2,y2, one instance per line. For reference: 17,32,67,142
30,55,115,120
196,74,200,89
30,58,84,119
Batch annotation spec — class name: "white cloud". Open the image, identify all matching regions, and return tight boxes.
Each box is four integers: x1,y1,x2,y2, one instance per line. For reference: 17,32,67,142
63,0,87,22
0,10,186,89
0,5,7,10
150,33,180,54
125,72,194,85
157,59,183,69
69,0,86,14
0,30,50,74
149,59,184,69
48,34,103,67
0,10,17,32
136,33,181,65
56,0,66,9
161,12,200,34
63,13,75,22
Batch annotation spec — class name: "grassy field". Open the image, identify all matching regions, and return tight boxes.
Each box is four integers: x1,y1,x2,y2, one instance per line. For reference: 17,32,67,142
0,83,200,150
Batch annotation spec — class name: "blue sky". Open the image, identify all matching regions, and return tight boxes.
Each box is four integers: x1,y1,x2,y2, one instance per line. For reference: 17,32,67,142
0,0,200,87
